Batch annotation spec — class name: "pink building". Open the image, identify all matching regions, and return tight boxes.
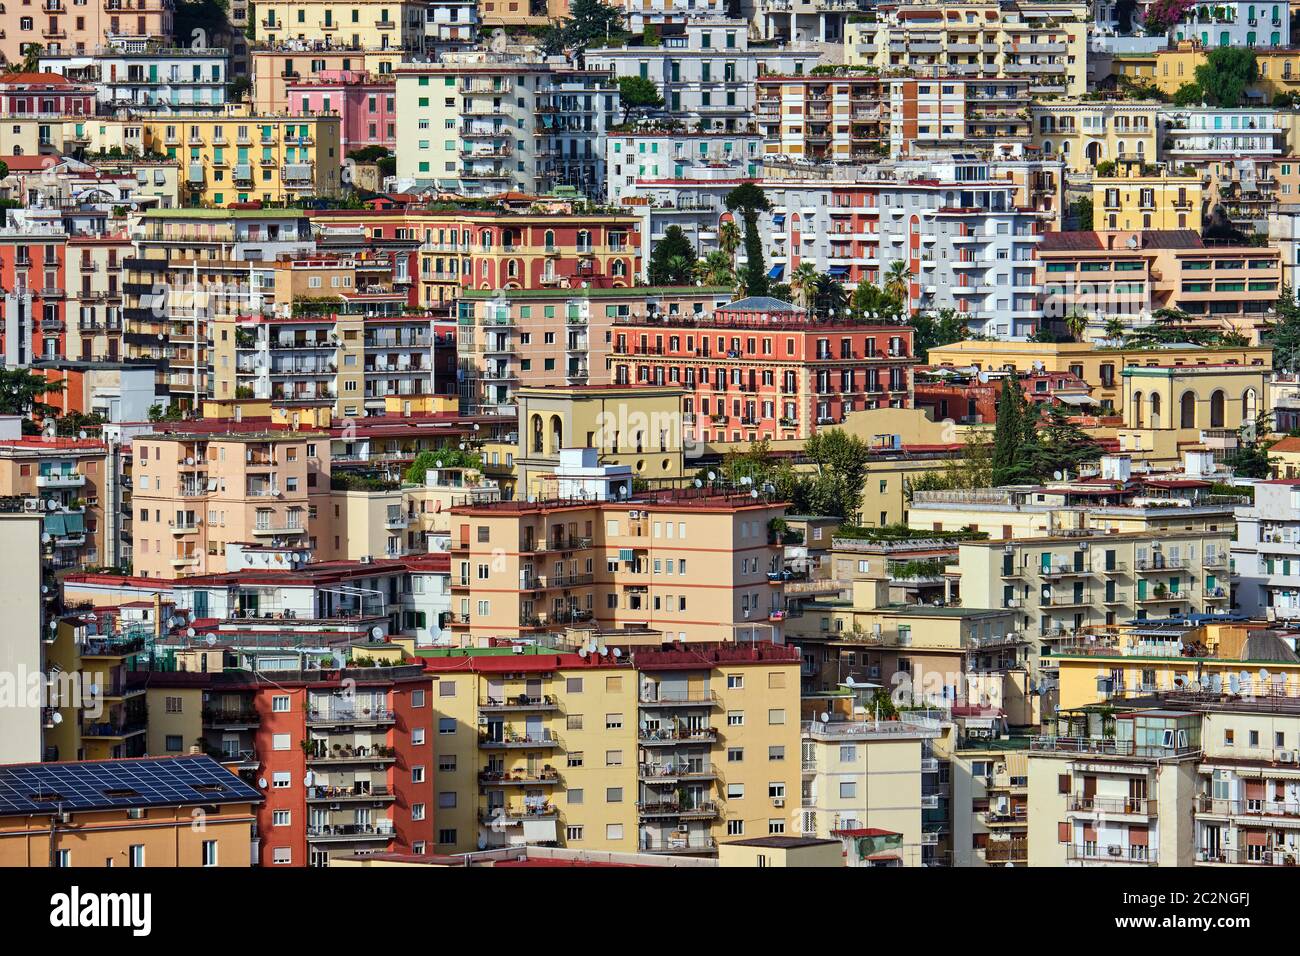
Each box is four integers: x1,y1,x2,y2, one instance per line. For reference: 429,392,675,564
284,71,396,153
0,73,96,116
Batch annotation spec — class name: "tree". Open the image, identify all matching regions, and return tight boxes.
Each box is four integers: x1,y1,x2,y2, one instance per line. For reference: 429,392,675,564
617,75,663,121
0,369,63,417
991,377,1026,486
147,402,185,422
0,159,8,180
911,307,969,361
789,262,820,311
1018,405,1104,482
1225,412,1276,478
405,447,481,484
812,274,849,321
695,250,733,287
1171,81,1205,106
1265,284,1300,373
541,0,625,53
1104,316,1127,342
851,282,904,322
1069,196,1094,230
718,220,741,268
647,225,697,285
883,260,912,312
724,182,772,298
1194,47,1258,108
802,429,872,520
1064,311,1089,342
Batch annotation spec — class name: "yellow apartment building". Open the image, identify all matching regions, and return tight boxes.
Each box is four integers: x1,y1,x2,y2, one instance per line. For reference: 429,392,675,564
1027,709,1200,866
478,0,566,27
253,0,427,49
927,339,1273,415
941,734,1032,867
1154,42,1300,101
514,383,688,497
422,641,802,856
449,490,789,644
86,113,343,205
1029,100,1161,172
1092,164,1204,232
251,49,403,112
799,715,939,866
844,1,1089,98
129,432,332,579
1118,362,1269,459
957,529,1233,656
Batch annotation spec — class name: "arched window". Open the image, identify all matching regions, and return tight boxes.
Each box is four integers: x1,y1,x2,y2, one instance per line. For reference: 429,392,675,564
544,229,555,250
612,259,626,277
549,415,563,453
1150,392,1162,428
1133,391,1144,428
507,259,518,278
1243,387,1259,422
1210,389,1225,428
531,414,544,453
1180,391,1196,428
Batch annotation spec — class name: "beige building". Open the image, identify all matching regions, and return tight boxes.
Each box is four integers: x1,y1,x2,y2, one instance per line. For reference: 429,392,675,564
1119,363,1269,460
0,514,43,764
422,641,802,856
129,431,331,579
1093,164,1204,232
0,437,109,572
1030,100,1160,172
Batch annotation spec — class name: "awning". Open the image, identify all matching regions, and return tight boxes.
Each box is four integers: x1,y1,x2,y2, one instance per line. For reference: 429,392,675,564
828,265,850,277
772,214,785,226
768,264,785,280
63,512,86,534
44,514,67,536
522,818,557,843
1054,394,1096,406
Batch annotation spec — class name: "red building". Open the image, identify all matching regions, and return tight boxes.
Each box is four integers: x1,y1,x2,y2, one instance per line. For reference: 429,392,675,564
133,663,434,867
0,72,96,119
913,367,1094,424
610,296,916,442
0,221,68,367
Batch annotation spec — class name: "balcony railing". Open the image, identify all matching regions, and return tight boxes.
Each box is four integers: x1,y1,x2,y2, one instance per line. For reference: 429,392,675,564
1068,794,1155,816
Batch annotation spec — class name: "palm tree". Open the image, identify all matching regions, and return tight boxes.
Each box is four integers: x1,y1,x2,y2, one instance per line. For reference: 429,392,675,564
696,250,733,288
813,274,849,321
664,254,693,285
718,220,741,268
1103,316,1126,342
789,262,820,311
1065,311,1089,342
883,261,913,312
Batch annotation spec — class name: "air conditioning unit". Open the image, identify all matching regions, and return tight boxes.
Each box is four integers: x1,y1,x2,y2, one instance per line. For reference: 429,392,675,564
359,555,373,564
773,797,785,808
1281,750,1296,764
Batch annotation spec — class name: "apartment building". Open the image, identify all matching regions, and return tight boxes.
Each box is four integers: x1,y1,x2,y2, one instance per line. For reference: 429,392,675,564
129,431,331,579
1171,2,1290,49
1160,108,1285,171
422,641,802,856
449,488,789,644
0,514,44,765
123,208,315,405
64,235,128,365
0,0,173,65
958,529,1234,658
137,660,434,866
926,339,1273,414
1229,479,1300,620
1037,229,1282,343
254,0,428,50
605,130,762,206
513,388,690,498
845,1,1089,98
0,755,261,868
589,19,821,133
394,59,618,198
757,158,1051,339
1028,708,1201,866
799,713,941,866
285,71,397,152
49,45,231,111
944,730,1032,867
888,77,1032,159
0,437,108,572
0,221,68,369
251,48,403,113
756,72,886,162
1092,164,1203,232
1118,362,1269,459
1030,99,1160,172
456,286,720,414
611,297,915,442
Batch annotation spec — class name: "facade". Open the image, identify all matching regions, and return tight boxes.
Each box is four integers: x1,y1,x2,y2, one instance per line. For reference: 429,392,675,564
253,0,428,50
285,71,397,153
1229,479,1300,620
0,437,109,572
422,641,802,856
0,0,174,66
128,431,331,579
0,515,43,765
1030,99,1160,172
605,130,762,206
611,297,915,442
1092,165,1204,232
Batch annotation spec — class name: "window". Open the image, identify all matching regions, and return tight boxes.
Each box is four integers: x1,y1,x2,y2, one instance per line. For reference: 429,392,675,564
165,696,182,713
437,829,457,845
567,825,584,841
566,677,584,693
202,841,218,867
273,810,291,827
412,766,426,784
438,718,456,734
439,680,456,697
272,695,290,712
606,750,623,766
727,674,744,689
768,746,785,761
769,783,786,799
606,787,624,803
568,789,584,805
273,847,292,865
839,781,857,799
129,845,145,867
412,728,425,746
1058,774,1071,794
165,734,183,751
272,733,291,751
727,819,745,836
412,690,426,708
567,752,584,768
727,783,745,798
606,824,624,841
606,713,623,729
768,709,786,725
438,755,457,773
769,819,786,835
728,711,745,726
412,804,426,821
727,747,744,762
567,714,584,731
438,792,457,809
272,772,291,789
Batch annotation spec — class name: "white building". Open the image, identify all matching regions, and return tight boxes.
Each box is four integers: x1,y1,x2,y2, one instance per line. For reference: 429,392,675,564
42,46,230,112
1171,2,1290,49
1230,479,1300,620
1159,108,1285,164
606,129,761,204
587,19,825,132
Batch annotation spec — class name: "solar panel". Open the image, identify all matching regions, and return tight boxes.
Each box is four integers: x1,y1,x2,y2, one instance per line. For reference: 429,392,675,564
0,755,264,815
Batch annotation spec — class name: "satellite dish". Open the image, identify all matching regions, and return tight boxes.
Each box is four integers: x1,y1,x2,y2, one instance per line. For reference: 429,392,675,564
845,675,855,686
78,430,87,440
578,647,588,658
476,834,488,850
1229,674,1241,694
612,648,622,658
1260,669,1271,682
51,712,62,725
46,499,57,511
599,646,609,657
1210,674,1222,693
435,460,443,469
1199,673,1211,689
977,370,990,384
820,711,830,723
186,627,196,638
1053,471,1064,481
370,625,384,640
258,778,268,789
707,471,716,481
751,490,758,498
304,772,315,787
205,634,217,646
693,479,702,488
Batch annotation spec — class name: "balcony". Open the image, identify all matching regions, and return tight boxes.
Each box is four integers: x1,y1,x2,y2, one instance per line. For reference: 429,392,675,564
638,690,721,708
1068,795,1155,818
306,785,395,804
637,800,720,821
306,824,395,843
1196,795,1300,820
36,472,85,489
478,804,558,826
478,695,561,713
641,836,717,855
479,731,562,750
1066,843,1155,864
478,768,561,787
639,765,720,784
202,706,259,728
251,523,307,537
639,728,718,747
306,707,396,728
306,746,396,766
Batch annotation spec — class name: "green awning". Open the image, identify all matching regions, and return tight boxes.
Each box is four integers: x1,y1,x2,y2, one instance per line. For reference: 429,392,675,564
44,514,67,536
63,513,85,534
